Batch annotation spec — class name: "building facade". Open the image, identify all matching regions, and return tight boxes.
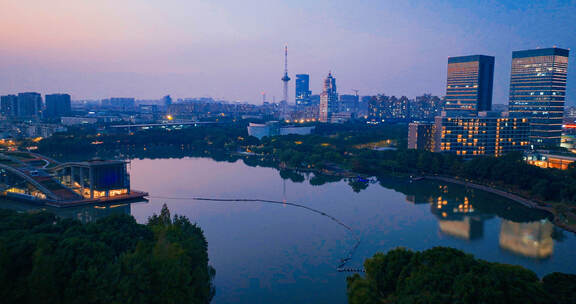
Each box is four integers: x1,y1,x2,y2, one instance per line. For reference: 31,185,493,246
45,94,72,119
434,111,530,157
0,95,18,117
408,122,435,151
339,94,359,115
367,95,410,123
508,48,570,147
295,74,312,108
445,55,495,115
319,73,338,123
17,92,43,119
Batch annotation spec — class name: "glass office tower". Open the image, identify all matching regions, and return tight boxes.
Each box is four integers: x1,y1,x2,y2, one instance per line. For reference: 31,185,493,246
509,48,570,147
295,74,311,107
445,55,495,115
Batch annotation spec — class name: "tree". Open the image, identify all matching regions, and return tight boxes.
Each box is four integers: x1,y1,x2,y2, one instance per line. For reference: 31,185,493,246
348,247,559,304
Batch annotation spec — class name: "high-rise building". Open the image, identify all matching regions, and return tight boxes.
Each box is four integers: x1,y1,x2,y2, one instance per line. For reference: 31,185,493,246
508,47,570,147
45,94,71,119
0,95,18,117
162,95,173,108
445,55,495,115
319,72,338,122
434,111,530,157
295,74,311,108
367,95,410,123
339,94,359,115
410,94,444,121
17,92,43,119
408,122,435,151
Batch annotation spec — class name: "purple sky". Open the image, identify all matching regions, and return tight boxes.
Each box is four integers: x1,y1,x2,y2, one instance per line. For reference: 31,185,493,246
0,0,574,104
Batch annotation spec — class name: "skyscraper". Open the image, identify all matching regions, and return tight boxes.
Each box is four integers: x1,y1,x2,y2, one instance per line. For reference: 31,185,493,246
295,74,311,107
508,47,570,147
0,95,18,117
45,94,72,119
445,55,495,115
319,72,338,123
17,92,43,119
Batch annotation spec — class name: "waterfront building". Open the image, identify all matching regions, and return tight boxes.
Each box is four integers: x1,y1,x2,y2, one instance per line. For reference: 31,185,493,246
54,160,131,199
247,122,280,139
45,94,72,119
445,55,495,115
524,152,576,170
295,74,312,108
508,48,570,147
434,111,530,157
319,72,338,123
247,121,314,139
0,95,18,117
17,92,43,119
408,122,435,151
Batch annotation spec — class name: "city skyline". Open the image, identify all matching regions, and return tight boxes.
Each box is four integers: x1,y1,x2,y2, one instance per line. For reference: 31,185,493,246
0,1,574,104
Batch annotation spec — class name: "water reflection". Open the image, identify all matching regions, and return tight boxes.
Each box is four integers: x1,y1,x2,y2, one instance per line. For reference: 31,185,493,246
0,198,143,223
499,220,555,259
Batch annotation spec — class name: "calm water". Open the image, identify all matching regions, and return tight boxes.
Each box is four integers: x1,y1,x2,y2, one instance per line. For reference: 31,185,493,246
5,157,576,303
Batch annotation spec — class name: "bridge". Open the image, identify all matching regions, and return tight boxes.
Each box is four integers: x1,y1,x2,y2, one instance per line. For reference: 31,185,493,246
0,151,147,207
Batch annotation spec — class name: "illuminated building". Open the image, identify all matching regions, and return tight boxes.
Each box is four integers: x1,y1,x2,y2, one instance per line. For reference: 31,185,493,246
508,48,569,147
524,152,576,170
410,94,444,121
434,111,530,157
499,220,554,259
45,94,72,119
445,55,495,115
408,122,435,151
295,74,312,108
54,160,131,199
319,72,338,123
367,95,410,123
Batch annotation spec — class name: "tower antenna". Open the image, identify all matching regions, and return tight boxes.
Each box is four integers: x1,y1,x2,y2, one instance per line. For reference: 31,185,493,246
281,45,291,119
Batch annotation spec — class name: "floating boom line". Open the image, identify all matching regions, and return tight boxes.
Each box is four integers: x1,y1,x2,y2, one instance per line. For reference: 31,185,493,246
149,195,363,272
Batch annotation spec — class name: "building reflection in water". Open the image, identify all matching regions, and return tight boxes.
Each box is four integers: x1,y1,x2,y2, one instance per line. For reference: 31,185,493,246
0,199,144,224
430,191,486,240
499,220,554,259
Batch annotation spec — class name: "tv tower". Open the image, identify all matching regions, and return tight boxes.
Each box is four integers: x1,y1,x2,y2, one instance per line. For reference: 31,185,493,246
281,45,290,119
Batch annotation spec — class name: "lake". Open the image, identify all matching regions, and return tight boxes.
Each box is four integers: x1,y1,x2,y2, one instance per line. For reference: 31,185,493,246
5,156,576,303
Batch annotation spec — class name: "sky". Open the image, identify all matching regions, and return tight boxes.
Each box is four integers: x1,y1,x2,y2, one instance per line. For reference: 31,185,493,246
0,0,575,104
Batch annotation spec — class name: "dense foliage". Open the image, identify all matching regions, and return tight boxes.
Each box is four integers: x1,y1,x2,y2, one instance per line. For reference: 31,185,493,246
347,247,576,304
0,205,215,304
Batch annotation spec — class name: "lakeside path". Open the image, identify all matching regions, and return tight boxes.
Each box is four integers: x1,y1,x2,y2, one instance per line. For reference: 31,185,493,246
422,175,576,233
